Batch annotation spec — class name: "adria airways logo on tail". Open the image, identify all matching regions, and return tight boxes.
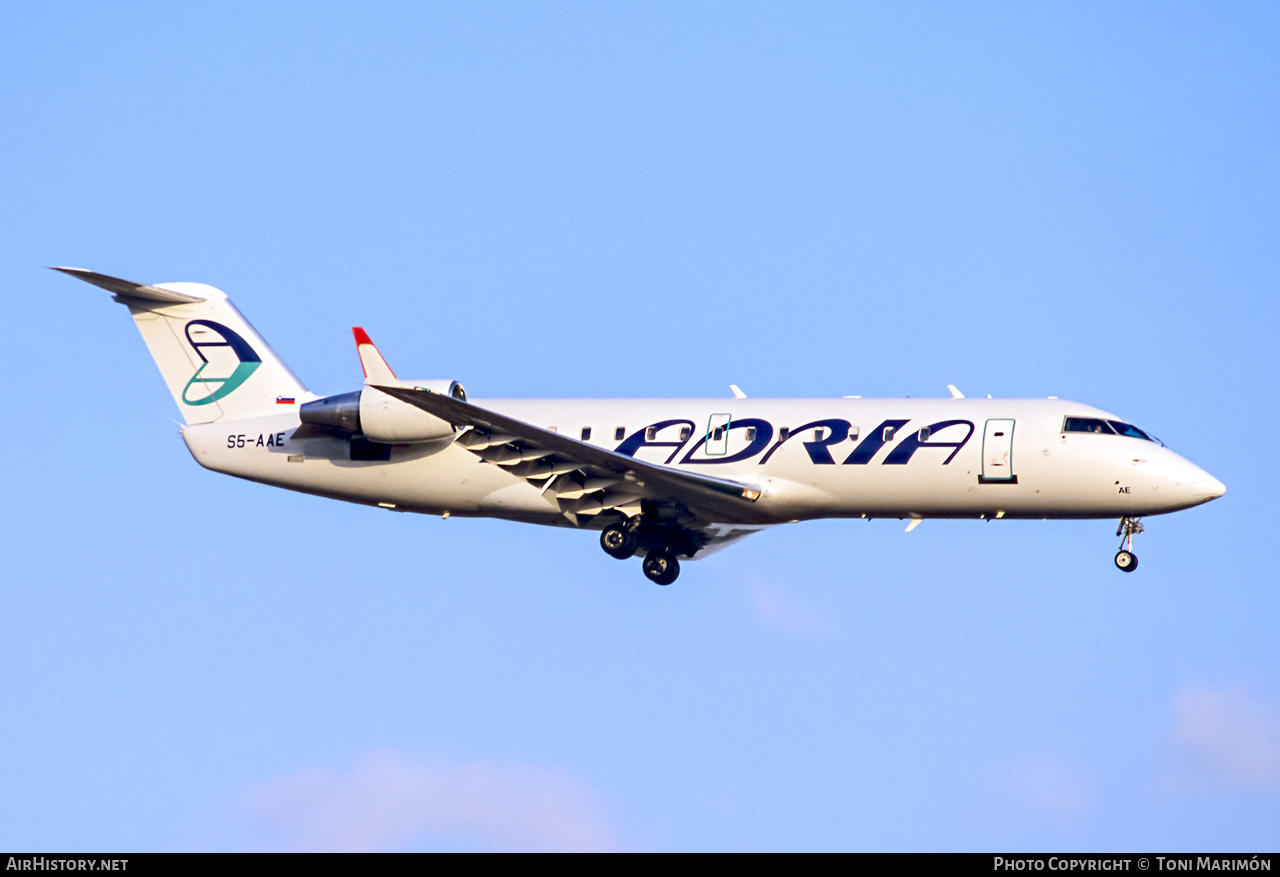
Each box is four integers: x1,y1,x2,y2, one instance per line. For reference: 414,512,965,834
181,320,261,406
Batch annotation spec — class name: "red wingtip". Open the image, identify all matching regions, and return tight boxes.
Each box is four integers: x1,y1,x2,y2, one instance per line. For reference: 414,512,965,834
352,327,373,346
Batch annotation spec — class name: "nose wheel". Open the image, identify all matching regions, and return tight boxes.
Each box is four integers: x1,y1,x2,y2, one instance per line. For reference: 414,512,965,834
1114,517,1143,572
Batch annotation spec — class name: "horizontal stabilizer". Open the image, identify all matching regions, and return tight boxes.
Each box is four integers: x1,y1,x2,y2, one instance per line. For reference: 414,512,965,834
51,266,206,304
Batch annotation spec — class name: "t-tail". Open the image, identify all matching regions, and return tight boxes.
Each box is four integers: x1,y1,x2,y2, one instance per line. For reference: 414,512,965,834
54,267,313,423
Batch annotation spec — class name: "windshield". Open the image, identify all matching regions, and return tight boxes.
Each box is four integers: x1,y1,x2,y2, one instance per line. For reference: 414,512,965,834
1063,417,1114,434
1107,420,1154,441
1062,417,1161,444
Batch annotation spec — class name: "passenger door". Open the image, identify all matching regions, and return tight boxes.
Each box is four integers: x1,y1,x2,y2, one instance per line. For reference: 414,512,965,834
981,419,1016,483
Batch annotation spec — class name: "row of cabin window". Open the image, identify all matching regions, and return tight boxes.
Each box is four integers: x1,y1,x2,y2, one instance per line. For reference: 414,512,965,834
570,420,1149,442
563,419,1150,443
548,425,919,444
562,420,1150,443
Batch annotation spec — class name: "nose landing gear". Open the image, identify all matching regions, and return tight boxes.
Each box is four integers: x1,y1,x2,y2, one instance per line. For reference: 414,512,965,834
1115,517,1144,572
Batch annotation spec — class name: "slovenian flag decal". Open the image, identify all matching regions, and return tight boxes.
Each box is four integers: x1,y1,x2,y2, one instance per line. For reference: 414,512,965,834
276,396,296,405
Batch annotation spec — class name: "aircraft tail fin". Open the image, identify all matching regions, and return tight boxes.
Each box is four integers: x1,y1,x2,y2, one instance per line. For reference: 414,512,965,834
56,267,313,425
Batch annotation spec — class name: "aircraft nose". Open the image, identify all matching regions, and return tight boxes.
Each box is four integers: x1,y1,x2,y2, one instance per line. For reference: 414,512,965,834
1202,473,1226,501
1165,456,1225,506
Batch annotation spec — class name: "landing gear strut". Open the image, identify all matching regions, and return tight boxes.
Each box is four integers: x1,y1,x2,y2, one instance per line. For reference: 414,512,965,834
1115,517,1143,572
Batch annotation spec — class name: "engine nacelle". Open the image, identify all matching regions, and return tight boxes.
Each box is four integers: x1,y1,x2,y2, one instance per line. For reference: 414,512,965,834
360,380,465,443
300,380,466,443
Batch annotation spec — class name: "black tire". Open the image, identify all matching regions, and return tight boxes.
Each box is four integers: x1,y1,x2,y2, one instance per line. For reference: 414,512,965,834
600,524,636,560
1114,550,1138,572
642,550,680,585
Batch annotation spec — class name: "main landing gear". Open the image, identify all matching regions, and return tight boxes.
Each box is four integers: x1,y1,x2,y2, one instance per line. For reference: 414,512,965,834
641,550,680,586
599,520,690,585
1114,516,1144,572
600,523,637,560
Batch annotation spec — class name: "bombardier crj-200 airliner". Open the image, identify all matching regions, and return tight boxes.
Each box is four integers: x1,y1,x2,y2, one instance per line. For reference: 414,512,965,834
58,267,1225,585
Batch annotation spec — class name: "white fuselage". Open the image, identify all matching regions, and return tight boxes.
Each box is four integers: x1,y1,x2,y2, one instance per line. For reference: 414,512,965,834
181,396,1224,529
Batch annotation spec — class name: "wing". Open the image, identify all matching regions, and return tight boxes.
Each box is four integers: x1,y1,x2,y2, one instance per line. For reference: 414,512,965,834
371,385,772,554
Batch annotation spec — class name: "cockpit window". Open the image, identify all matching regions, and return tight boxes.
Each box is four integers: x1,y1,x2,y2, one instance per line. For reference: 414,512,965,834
1062,417,1160,443
1107,420,1155,441
1063,417,1116,435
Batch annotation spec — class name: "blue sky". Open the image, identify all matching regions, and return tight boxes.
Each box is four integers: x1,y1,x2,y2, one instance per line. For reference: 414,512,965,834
2,2,1277,851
